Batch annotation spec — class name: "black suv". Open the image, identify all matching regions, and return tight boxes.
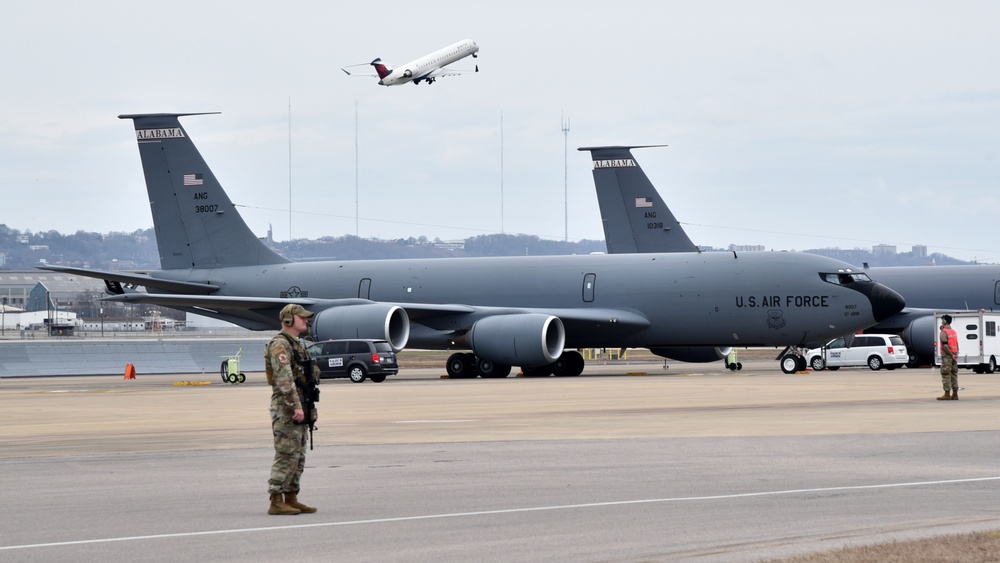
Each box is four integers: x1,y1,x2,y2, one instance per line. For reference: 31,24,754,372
305,339,399,383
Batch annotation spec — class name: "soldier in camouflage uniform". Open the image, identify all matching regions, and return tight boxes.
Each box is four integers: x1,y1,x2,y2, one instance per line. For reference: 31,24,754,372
265,304,321,515
938,314,960,400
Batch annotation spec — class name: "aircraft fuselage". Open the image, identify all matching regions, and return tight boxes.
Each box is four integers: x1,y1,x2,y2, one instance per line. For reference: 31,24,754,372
153,251,893,350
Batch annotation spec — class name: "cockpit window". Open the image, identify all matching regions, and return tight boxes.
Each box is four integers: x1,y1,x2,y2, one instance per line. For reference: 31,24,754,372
820,271,872,285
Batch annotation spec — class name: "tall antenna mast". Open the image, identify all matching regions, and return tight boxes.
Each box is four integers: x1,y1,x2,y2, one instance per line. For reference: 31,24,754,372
561,114,570,242
500,109,505,234
355,100,360,237
288,98,292,241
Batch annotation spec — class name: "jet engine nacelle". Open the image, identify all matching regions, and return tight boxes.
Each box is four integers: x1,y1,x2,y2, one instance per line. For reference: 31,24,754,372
901,314,937,363
310,303,410,352
468,314,565,367
403,69,413,78
649,346,733,363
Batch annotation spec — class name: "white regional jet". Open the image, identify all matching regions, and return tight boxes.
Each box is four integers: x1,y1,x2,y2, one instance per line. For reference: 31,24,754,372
342,39,479,86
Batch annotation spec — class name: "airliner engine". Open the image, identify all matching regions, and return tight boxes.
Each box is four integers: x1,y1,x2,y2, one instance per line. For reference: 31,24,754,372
310,303,410,352
468,314,565,367
649,346,733,363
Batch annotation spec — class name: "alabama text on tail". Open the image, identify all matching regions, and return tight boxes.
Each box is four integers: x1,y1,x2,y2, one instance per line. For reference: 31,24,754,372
578,145,698,254
118,113,289,270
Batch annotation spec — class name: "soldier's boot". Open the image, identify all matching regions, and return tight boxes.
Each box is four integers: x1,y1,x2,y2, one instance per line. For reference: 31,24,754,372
937,391,952,400
268,493,301,515
951,390,959,400
285,491,317,513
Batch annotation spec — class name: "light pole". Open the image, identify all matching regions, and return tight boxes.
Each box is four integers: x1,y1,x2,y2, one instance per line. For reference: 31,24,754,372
2,296,6,337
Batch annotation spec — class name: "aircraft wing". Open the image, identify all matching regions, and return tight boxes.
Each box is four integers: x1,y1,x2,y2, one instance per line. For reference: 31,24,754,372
101,292,649,335
424,66,477,80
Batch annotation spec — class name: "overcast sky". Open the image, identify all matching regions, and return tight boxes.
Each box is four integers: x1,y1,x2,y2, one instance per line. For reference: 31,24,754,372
2,1,998,261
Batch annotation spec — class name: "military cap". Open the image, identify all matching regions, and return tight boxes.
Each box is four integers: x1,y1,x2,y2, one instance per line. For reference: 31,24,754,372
279,303,314,325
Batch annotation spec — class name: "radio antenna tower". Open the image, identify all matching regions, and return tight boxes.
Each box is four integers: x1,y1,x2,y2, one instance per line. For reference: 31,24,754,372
288,98,293,241
561,114,570,242
355,100,360,237
500,110,505,234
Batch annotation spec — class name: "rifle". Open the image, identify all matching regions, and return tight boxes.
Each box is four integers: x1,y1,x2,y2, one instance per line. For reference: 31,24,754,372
295,360,319,450
281,333,320,450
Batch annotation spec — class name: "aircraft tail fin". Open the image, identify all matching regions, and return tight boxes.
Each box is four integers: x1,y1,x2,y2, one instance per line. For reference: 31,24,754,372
370,58,392,79
578,145,698,254
118,113,290,270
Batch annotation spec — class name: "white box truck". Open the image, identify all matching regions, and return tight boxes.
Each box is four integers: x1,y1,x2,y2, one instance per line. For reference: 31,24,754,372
933,311,1000,373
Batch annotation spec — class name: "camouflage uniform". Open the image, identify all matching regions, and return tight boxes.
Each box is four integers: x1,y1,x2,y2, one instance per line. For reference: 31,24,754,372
266,328,320,495
940,327,959,394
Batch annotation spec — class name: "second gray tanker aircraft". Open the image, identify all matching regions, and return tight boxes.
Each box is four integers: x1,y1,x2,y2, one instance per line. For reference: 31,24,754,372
41,113,905,377
579,144,997,368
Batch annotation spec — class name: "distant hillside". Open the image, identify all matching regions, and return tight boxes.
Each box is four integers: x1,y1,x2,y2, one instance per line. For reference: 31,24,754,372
0,223,975,270
0,225,607,270
803,247,970,267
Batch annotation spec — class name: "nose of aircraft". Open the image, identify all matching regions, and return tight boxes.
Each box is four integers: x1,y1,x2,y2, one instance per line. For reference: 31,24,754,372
854,281,906,322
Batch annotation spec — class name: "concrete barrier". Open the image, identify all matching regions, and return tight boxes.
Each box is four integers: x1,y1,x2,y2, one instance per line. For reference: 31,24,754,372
0,338,270,377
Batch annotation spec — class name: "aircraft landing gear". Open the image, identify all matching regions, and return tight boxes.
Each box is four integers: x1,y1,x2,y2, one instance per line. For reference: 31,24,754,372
444,351,585,379
551,351,585,376
446,353,476,378
779,354,806,374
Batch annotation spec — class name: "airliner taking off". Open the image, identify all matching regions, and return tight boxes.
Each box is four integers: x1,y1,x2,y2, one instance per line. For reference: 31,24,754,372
342,39,479,86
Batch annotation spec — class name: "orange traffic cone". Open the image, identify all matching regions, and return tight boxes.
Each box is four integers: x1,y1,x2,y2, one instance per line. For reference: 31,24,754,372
124,363,136,380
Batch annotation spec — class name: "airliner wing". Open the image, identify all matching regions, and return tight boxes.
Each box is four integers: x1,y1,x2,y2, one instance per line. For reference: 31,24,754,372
424,66,477,80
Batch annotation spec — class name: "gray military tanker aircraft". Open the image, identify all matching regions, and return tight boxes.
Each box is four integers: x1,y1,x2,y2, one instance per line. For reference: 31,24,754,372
40,113,904,378
580,144,1000,369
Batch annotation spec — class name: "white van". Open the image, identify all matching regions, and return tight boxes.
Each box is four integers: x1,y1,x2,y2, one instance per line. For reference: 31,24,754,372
805,334,908,371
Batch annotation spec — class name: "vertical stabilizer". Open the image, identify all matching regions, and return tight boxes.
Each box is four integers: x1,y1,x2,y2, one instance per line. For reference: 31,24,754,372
119,113,290,270
578,145,698,254
370,58,392,79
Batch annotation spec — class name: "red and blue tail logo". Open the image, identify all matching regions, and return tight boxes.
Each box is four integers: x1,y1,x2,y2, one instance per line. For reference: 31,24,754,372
370,58,392,79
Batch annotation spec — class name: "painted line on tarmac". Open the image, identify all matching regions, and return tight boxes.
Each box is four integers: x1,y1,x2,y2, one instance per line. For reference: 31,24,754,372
4,476,1000,551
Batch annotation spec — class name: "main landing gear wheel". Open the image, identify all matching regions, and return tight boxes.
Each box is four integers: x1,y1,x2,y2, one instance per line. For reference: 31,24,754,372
780,354,805,374
446,353,476,378
476,357,511,378
551,351,585,377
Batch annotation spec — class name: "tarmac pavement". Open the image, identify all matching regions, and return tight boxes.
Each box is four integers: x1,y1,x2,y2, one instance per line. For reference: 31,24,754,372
2,360,999,561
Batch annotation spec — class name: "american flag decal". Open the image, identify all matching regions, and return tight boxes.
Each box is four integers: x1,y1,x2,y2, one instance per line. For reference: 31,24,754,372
635,197,653,208
183,173,204,186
